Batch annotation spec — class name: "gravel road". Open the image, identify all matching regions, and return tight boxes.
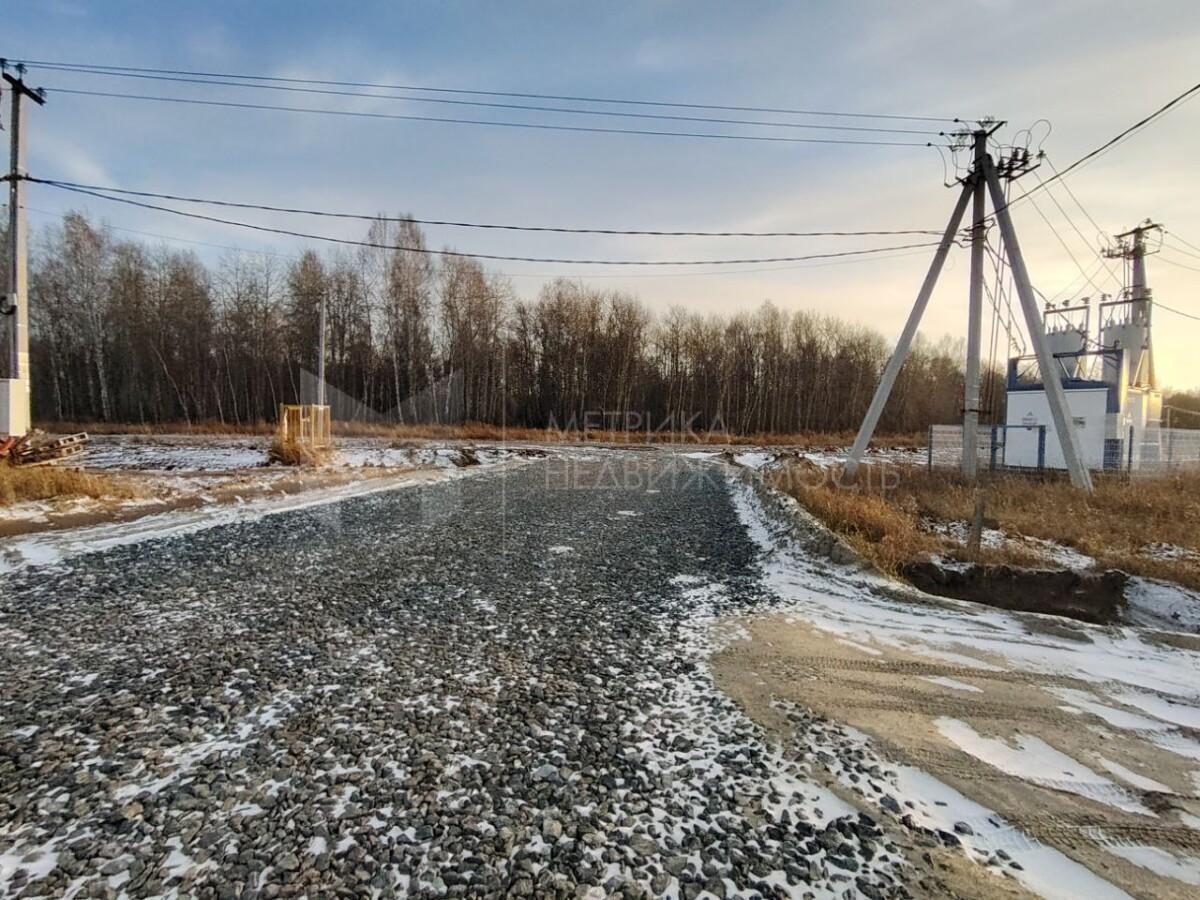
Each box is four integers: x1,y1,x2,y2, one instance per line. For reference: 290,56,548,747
1,455,910,899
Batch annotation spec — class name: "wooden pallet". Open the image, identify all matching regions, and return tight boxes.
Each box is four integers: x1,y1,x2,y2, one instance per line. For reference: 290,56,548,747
3,432,91,466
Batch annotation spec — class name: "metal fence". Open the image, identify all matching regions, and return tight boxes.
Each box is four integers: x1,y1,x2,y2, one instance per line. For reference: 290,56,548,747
927,423,1200,476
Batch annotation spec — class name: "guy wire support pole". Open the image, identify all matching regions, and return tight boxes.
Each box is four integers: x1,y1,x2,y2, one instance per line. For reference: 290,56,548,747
962,130,988,480
843,176,973,479
982,155,1093,491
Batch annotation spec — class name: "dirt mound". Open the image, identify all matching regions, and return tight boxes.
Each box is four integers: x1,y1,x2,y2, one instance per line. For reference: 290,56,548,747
901,561,1128,625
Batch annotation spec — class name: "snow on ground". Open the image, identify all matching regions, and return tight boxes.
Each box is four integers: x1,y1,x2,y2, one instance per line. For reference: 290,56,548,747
725,474,1200,896
1124,577,1200,633
1140,543,1200,563
83,436,268,471
336,445,495,469
780,709,1133,900
730,477,1200,699
80,435,527,472
648,580,905,896
1102,843,1200,886
922,676,983,693
0,463,524,575
732,451,775,470
693,445,926,473
933,717,1152,816
924,518,1098,570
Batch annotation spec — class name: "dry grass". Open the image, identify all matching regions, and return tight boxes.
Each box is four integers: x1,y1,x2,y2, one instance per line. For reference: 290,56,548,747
769,462,1200,589
39,419,923,448
0,462,146,507
777,464,938,573
267,438,333,467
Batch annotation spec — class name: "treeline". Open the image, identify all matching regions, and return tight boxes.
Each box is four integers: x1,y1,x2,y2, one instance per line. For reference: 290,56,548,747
22,211,996,434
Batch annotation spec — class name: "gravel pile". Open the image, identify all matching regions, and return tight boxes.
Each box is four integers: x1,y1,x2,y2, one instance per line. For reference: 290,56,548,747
0,456,912,898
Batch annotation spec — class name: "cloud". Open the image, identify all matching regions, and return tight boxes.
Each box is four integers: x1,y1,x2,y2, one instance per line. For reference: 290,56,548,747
34,134,113,186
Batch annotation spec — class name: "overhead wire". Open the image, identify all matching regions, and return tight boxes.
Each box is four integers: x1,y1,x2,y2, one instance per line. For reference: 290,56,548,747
1156,301,1200,322
1030,170,1122,289
995,78,1200,216
25,178,944,238
1160,239,1200,261
12,59,963,123
1165,230,1200,254
1045,257,1111,304
37,180,947,266
1156,255,1200,274
1022,189,1109,294
39,87,942,148
22,204,943,279
1041,155,1114,249
20,67,946,136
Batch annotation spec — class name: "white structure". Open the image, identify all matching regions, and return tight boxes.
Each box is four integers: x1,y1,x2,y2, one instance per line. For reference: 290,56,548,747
1004,223,1163,471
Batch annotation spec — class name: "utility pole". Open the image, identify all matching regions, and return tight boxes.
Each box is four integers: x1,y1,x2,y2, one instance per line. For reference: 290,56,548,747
1104,221,1160,388
962,130,987,479
843,185,971,477
1,62,45,439
845,122,1094,492
981,157,1092,490
317,293,327,408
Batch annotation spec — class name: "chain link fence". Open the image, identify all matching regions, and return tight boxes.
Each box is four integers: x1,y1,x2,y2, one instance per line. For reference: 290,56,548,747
927,423,1200,476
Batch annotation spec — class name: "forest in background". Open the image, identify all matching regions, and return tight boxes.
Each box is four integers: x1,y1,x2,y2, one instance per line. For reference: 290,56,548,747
13,209,1196,435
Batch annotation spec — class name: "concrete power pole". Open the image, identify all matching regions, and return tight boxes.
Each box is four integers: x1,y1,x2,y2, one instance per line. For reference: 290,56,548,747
845,124,1094,492
317,293,327,408
961,130,988,479
982,158,1092,490
1,64,45,439
843,184,971,477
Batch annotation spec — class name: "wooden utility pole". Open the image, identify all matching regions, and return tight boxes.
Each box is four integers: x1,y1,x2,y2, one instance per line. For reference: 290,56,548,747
1,62,45,438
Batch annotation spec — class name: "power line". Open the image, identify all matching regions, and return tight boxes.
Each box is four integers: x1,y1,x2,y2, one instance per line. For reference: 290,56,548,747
1046,256,1111,304
1156,301,1200,322
1157,254,1200,274
1030,169,1122,289
1166,230,1200,255
1041,155,1114,249
28,178,942,239
39,180,945,266
1023,190,1108,294
1161,239,1200,261
13,58,962,123
41,87,941,149
999,79,1200,214
24,202,940,279
25,66,945,136
40,87,942,149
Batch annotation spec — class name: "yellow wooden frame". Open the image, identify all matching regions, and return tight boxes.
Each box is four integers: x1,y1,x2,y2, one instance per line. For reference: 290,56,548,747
277,404,332,448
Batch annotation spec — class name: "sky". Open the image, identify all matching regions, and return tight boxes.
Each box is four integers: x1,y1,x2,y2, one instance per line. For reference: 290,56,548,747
6,0,1200,389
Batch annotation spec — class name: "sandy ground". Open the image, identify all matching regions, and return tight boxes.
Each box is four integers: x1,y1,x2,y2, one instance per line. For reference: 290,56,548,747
713,614,1200,899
